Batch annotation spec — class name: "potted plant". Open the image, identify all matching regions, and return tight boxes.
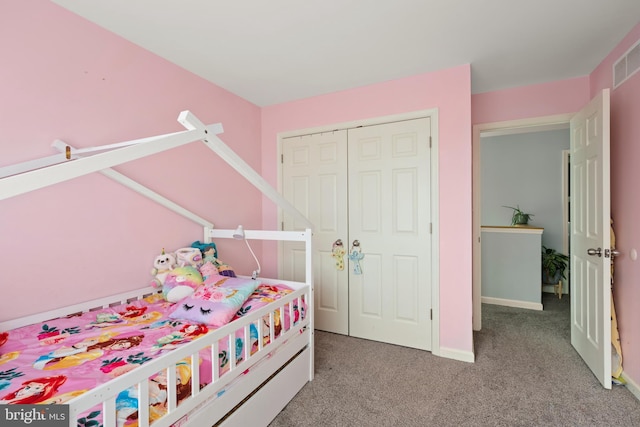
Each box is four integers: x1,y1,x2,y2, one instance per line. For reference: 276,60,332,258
541,246,570,284
502,205,534,226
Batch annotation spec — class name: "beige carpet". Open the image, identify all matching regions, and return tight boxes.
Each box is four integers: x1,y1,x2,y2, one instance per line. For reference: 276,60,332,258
269,294,640,426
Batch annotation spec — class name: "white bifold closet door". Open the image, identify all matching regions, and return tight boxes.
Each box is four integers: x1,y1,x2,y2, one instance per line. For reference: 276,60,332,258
282,118,432,350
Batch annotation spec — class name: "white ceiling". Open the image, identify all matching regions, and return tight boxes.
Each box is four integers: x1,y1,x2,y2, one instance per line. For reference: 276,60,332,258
52,0,640,107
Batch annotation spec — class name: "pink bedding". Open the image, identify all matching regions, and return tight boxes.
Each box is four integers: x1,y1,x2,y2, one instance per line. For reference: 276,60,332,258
0,283,305,426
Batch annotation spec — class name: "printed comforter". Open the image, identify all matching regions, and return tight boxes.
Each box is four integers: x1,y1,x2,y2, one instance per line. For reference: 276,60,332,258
0,283,303,426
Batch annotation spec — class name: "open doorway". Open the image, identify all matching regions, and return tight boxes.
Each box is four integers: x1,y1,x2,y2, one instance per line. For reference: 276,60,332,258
472,113,573,331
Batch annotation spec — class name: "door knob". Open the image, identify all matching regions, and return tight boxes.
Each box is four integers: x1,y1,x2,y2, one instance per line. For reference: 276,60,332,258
587,247,602,257
606,248,621,259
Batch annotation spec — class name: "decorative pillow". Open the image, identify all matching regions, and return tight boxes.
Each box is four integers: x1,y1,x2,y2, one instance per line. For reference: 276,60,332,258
168,275,259,327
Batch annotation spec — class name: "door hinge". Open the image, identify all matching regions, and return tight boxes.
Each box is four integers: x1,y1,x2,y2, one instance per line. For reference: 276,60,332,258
281,154,284,164
430,309,433,320
281,221,284,230
429,136,432,148
430,223,432,234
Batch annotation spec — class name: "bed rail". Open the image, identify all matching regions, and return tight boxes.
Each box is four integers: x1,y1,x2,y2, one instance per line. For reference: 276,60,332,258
0,287,160,332
66,286,311,427
68,282,310,427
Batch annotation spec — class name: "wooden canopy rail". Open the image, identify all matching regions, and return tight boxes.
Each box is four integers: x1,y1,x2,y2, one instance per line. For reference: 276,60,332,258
0,110,312,230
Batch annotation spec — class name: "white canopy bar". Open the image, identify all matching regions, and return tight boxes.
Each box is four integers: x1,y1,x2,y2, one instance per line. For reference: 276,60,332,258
51,140,215,229
0,111,221,201
178,112,314,229
59,130,191,155
0,152,71,179
0,110,312,231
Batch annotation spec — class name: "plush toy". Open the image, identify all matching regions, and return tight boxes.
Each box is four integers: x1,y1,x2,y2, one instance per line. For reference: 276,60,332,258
197,245,219,281
201,246,218,265
150,250,178,289
162,266,203,303
216,263,236,278
192,241,236,279
175,248,203,269
191,241,217,259
199,260,219,281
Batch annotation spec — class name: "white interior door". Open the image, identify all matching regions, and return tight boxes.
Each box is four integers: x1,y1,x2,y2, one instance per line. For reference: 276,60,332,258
282,131,349,334
347,118,432,350
570,89,611,389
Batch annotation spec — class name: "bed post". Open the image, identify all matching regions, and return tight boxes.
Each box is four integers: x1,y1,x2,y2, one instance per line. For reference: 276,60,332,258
203,226,214,244
305,227,314,381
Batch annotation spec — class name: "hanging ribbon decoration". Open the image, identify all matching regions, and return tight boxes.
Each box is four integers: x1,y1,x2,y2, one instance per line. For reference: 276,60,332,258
611,218,623,380
331,239,346,271
348,240,365,275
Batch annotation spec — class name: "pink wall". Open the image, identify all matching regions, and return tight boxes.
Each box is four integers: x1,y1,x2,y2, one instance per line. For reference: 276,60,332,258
471,77,590,125
4,0,635,374
0,1,263,321
261,65,474,354
590,21,640,385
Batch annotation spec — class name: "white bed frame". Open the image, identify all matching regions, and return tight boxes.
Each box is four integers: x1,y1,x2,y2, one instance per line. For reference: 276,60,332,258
0,111,315,427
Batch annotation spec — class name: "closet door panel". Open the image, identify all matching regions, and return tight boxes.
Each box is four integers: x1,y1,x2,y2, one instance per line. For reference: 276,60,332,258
282,131,349,335
348,118,432,350
393,255,419,322
393,168,418,233
358,171,382,232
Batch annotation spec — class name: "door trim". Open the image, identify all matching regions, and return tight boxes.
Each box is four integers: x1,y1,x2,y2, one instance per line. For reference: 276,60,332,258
472,113,574,331
277,108,441,356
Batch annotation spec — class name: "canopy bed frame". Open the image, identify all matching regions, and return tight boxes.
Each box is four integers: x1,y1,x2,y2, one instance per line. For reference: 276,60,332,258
0,111,314,427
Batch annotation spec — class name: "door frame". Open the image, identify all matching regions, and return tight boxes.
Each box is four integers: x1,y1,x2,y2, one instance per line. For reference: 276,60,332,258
472,113,573,331
277,108,441,356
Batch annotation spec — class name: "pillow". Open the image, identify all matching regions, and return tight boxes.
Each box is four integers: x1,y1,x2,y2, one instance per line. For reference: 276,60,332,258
168,275,259,327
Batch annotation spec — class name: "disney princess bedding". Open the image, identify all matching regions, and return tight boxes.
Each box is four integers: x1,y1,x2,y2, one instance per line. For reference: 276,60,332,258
0,276,306,427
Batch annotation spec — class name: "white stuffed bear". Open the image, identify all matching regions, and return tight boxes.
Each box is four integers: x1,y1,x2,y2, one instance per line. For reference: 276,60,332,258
150,250,178,288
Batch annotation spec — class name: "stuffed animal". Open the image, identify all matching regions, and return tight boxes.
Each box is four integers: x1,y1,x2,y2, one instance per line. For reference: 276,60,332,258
162,266,203,303
199,260,219,281
192,242,236,279
150,250,178,289
196,245,219,281
175,248,203,269
201,246,218,265
216,263,236,278
191,241,217,259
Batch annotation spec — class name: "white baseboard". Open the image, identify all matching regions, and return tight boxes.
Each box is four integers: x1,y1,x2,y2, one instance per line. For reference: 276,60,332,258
481,296,543,311
439,346,475,363
621,370,640,402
